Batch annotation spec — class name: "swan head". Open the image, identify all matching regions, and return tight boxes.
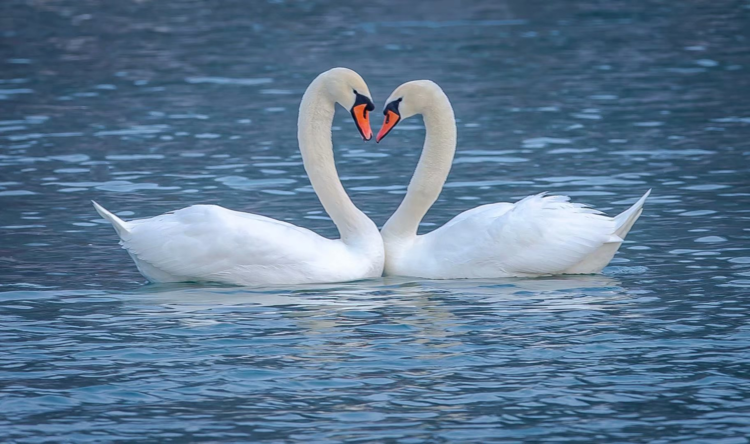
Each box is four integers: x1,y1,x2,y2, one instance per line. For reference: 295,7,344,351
322,67,375,141
376,80,443,143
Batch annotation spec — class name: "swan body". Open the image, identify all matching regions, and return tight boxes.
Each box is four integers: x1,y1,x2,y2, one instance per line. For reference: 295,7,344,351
376,80,649,279
94,68,384,286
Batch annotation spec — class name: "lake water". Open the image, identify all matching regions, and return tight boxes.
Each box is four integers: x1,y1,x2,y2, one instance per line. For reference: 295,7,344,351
2,0,750,441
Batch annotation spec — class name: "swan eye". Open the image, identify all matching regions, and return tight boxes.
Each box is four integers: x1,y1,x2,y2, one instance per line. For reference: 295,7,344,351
353,91,374,110
383,98,402,118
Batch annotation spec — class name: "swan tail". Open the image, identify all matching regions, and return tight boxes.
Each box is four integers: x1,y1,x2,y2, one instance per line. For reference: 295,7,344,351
92,201,131,238
613,189,650,240
563,190,650,274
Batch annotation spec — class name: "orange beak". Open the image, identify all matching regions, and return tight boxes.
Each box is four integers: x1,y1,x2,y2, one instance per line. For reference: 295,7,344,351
351,104,372,141
376,110,401,143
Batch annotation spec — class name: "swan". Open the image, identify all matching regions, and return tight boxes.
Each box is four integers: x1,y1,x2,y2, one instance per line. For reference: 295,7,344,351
93,67,384,286
375,80,650,279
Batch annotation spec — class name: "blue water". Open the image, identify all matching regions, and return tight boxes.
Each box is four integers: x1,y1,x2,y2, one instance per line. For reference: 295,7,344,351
2,0,750,441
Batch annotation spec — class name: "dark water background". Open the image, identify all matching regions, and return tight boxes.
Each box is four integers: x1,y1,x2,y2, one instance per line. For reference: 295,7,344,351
1,0,750,442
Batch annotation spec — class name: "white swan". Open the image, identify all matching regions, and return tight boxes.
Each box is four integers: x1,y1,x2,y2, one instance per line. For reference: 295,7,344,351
93,68,384,286
375,80,650,279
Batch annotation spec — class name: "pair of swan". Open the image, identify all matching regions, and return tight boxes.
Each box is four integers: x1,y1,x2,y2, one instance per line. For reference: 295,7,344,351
94,68,649,285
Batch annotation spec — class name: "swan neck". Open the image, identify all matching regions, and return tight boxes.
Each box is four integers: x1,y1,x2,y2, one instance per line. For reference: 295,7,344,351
297,77,376,244
382,93,456,240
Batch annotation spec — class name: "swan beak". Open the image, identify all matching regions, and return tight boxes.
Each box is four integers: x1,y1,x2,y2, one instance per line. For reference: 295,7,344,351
376,110,400,143
351,104,373,141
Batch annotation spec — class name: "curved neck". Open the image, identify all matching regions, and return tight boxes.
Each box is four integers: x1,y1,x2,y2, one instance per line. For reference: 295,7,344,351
297,76,376,243
382,91,456,240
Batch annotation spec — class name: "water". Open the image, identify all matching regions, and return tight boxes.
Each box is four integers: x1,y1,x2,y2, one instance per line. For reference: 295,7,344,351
1,0,749,441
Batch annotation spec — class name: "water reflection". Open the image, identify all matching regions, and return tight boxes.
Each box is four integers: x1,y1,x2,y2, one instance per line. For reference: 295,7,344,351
130,274,626,309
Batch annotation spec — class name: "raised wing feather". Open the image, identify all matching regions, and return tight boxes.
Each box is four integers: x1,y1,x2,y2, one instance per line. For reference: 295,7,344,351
416,194,616,277
488,194,617,274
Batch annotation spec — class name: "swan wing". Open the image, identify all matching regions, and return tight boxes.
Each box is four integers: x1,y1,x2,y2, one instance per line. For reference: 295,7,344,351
412,194,617,277
487,194,617,274
118,205,347,284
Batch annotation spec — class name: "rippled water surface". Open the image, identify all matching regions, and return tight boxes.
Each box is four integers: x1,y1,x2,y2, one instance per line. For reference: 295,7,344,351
2,0,750,442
